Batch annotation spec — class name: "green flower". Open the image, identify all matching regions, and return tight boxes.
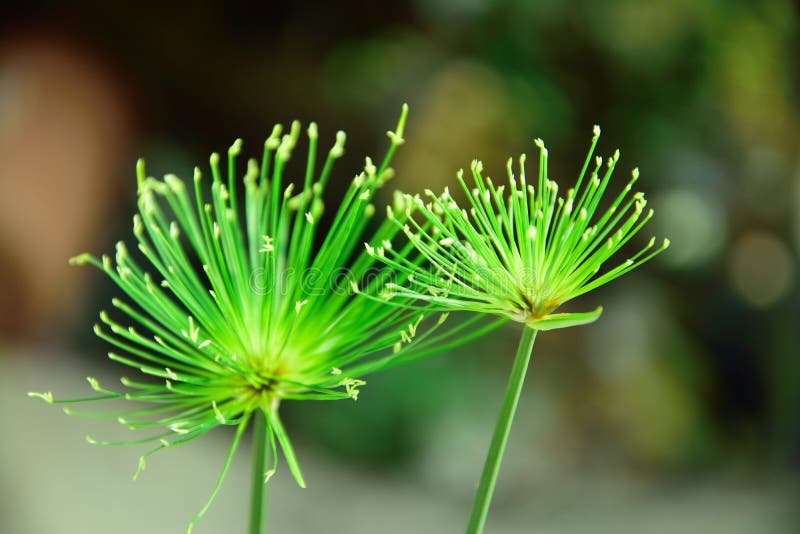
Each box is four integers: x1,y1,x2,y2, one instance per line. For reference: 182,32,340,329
29,106,492,533
369,125,669,533
373,125,669,329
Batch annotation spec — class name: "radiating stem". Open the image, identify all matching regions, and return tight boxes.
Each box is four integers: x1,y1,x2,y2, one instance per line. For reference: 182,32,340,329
248,409,269,534
466,326,538,534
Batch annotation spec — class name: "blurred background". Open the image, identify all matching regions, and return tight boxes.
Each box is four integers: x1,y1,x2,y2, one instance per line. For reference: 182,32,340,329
1,1,798,532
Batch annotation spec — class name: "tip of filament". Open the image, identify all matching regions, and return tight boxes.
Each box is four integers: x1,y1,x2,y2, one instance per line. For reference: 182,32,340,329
228,138,243,156
28,391,54,403
330,130,346,158
68,253,92,266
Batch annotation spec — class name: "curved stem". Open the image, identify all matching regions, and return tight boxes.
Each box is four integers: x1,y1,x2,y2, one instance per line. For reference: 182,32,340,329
466,326,538,533
248,409,269,534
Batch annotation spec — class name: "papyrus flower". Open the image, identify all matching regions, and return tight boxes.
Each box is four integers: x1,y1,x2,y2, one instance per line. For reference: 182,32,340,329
369,125,669,533
29,107,492,532
373,125,669,330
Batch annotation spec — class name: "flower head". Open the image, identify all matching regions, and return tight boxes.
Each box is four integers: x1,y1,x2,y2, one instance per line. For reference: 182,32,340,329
372,126,669,330
29,106,490,531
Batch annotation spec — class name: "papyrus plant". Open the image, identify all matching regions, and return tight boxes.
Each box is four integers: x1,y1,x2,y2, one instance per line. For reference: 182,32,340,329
29,107,495,533
370,126,669,533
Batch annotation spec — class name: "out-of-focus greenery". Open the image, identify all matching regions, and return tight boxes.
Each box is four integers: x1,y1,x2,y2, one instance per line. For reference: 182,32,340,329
1,0,798,530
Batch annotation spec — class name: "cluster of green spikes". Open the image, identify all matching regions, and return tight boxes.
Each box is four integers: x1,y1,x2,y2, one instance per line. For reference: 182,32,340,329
372,125,669,330
29,108,669,534
29,106,498,532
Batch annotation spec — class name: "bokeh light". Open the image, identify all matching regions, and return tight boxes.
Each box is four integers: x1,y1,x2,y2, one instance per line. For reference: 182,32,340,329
728,231,795,309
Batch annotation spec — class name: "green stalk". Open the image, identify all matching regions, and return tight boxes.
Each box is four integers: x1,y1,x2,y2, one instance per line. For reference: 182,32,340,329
248,409,269,534
466,326,538,534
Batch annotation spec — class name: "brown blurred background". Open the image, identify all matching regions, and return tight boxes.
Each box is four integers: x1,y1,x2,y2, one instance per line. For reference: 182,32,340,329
0,1,798,533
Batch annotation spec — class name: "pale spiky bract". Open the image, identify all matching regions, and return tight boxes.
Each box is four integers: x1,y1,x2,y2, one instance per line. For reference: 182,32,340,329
29,106,494,532
372,126,670,329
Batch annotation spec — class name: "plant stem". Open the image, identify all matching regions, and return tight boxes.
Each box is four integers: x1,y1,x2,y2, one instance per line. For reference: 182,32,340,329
466,326,538,534
248,409,269,534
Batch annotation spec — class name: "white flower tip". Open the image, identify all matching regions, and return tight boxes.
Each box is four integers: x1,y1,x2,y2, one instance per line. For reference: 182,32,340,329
168,422,189,434
28,391,54,404
307,122,318,140
662,238,671,248
209,152,220,167
632,167,640,179
265,135,281,150
330,130,346,158
295,299,309,314
133,456,147,481
387,104,407,145
69,253,92,266
260,235,275,253
387,129,405,145
331,367,342,375
305,212,314,224
228,138,243,156
212,401,225,424
364,155,375,172
164,174,184,192
349,280,359,294
364,243,375,256
593,124,601,137
339,377,366,401
439,237,455,247
264,469,276,483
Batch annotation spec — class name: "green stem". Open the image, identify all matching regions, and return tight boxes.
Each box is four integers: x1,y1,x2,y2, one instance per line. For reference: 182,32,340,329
466,326,538,534
248,409,269,534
